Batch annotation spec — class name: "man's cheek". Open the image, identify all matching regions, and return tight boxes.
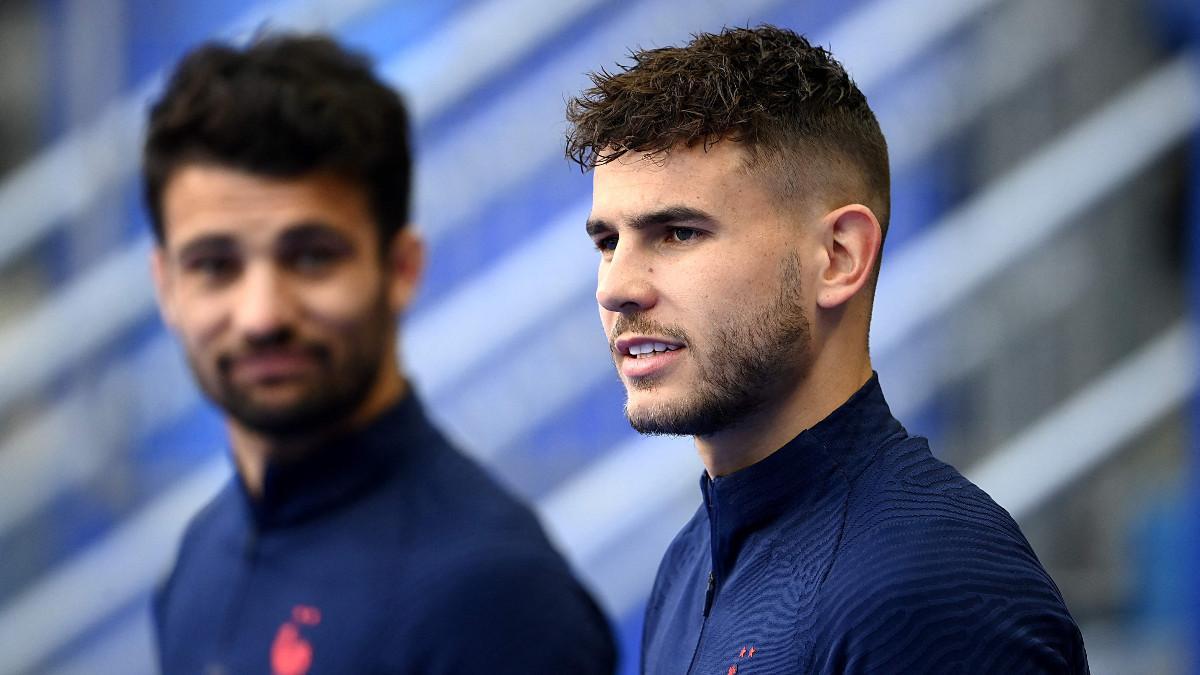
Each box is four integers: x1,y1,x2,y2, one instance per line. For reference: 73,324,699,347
174,298,232,346
303,309,367,338
305,284,379,323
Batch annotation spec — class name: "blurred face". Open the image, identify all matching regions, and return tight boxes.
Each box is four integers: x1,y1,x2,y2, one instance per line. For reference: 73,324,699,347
588,143,814,436
153,165,398,436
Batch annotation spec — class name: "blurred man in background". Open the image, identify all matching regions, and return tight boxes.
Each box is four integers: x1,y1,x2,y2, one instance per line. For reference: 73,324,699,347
145,34,614,674
568,26,1089,673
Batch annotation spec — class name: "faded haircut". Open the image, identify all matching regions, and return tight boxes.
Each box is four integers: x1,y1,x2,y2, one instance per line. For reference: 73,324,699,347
565,25,890,235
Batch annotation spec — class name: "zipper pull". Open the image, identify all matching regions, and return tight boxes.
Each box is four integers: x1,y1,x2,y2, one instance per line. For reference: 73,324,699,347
703,571,715,618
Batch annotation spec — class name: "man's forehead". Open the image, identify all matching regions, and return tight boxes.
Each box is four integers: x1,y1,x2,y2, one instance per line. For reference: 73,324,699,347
160,164,370,249
590,142,766,222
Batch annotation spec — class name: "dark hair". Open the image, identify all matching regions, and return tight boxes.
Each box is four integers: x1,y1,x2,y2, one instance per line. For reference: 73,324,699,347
565,25,890,233
143,33,412,245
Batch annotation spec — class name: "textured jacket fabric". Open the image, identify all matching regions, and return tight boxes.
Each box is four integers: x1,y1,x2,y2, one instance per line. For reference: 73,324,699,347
154,392,615,674
642,375,1089,674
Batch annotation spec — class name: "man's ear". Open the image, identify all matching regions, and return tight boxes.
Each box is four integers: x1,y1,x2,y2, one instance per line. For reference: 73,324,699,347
150,247,178,329
815,204,882,310
386,227,424,313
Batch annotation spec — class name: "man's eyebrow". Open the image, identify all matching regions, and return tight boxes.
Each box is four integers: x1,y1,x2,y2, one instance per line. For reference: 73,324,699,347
585,206,716,237
277,220,353,247
177,234,236,260
585,217,614,237
630,206,716,230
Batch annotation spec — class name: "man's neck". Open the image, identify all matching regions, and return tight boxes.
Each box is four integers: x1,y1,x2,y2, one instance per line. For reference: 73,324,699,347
229,374,406,499
695,349,872,479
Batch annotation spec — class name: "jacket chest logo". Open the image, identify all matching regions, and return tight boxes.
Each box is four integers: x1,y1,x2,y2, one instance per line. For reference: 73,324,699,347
725,645,757,674
271,605,322,675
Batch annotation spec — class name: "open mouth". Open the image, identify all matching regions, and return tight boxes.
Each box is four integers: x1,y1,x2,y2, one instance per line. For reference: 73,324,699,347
616,335,686,358
613,336,688,380
623,341,684,358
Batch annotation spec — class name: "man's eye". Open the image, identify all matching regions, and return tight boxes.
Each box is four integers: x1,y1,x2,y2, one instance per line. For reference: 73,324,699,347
186,256,238,279
288,247,340,271
595,236,618,252
670,228,698,242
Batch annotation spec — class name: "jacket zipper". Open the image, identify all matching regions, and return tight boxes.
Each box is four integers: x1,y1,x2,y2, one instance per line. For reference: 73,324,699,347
685,571,716,675
212,526,259,671
703,571,716,616
687,478,721,674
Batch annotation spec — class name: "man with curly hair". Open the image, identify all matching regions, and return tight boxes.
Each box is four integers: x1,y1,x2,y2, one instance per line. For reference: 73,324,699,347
567,25,1088,673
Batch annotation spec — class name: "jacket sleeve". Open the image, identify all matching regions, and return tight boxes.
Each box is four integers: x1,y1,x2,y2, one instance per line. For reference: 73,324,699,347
810,517,1090,675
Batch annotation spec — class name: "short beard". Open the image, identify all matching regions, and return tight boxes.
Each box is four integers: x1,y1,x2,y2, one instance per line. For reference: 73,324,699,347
622,253,811,437
191,292,392,439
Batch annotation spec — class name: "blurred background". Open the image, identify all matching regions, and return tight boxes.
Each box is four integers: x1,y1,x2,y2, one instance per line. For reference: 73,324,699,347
0,0,1197,672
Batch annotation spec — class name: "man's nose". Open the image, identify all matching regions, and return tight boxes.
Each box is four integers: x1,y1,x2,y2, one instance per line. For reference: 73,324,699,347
596,246,657,314
232,263,296,340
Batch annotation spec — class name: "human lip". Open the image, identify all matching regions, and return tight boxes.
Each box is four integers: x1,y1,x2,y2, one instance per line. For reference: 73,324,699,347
615,335,685,357
229,350,318,382
614,336,686,379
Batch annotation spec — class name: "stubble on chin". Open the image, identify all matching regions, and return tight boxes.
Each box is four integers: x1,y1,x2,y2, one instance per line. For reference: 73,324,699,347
191,292,393,437
618,252,811,438
621,362,721,437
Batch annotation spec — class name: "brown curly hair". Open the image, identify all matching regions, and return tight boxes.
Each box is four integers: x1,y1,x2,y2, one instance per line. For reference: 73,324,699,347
565,25,890,232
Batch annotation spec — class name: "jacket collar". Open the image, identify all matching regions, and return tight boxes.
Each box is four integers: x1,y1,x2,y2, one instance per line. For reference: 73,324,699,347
701,373,906,581
238,390,434,529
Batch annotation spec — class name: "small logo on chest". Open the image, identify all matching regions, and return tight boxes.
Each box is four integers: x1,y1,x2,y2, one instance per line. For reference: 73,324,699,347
725,645,757,674
271,605,322,675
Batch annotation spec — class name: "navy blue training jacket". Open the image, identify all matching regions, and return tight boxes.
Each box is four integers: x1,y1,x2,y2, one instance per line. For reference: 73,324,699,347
154,391,615,674
642,375,1089,674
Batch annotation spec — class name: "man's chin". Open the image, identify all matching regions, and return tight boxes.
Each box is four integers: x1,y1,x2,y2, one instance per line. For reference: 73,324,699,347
195,345,385,438
218,388,350,437
624,384,755,438
227,404,324,436
624,394,701,437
